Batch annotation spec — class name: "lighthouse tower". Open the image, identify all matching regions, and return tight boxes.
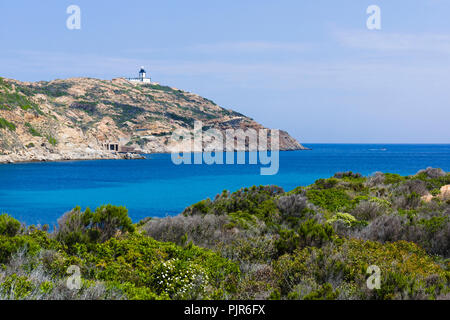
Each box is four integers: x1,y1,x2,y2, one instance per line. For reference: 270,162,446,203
139,67,146,80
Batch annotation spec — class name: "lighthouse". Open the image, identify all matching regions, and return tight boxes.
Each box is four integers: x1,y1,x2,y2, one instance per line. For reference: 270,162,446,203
128,67,151,83
139,67,146,80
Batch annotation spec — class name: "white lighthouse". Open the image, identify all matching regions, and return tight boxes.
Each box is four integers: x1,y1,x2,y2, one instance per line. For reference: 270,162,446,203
128,67,151,83
139,67,146,80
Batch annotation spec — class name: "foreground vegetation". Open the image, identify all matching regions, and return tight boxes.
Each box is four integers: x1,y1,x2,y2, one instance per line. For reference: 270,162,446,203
1,168,449,300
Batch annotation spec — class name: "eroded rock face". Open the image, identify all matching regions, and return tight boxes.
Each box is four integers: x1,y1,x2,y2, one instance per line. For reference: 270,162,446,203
421,193,434,203
0,77,307,163
420,185,450,203
439,185,450,201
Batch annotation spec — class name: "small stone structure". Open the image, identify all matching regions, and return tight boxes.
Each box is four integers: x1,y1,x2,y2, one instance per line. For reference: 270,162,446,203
102,141,136,153
103,142,119,152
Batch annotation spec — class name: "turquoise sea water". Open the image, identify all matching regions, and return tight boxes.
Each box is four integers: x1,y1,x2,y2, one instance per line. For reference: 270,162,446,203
0,144,449,225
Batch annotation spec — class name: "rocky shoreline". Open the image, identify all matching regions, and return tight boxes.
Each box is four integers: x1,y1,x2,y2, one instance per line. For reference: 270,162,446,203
0,150,145,164
0,145,310,164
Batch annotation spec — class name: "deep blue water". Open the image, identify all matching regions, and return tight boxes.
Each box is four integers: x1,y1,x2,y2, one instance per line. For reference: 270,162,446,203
0,144,449,225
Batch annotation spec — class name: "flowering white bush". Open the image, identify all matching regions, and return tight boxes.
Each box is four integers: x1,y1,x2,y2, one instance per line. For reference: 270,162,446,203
155,258,209,299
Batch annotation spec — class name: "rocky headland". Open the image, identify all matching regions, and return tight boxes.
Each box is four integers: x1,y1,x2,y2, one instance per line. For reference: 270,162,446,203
0,77,307,164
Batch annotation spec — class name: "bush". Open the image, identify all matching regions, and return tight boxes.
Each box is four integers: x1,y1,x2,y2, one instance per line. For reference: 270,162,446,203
46,135,58,146
55,206,94,246
416,167,446,179
396,179,429,196
275,219,334,255
0,118,16,131
357,214,410,243
25,123,41,137
366,172,385,187
383,173,406,185
74,234,240,299
306,188,352,212
0,214,21,237
303,283,340,300
351,199,388,221
92,204,134,242
313,178,339,189
183,185,284,225
327,212,359,227
276,194,311,218
273,239,448,300
334,171,362,179
0,274,34,299
393,192,422,210
0,230,53,263
55,205,134,247
0,249,124,300
142,214,230,248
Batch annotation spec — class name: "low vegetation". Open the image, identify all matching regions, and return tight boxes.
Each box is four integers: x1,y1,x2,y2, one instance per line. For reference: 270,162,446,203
0,118,16,131
1,168,449,300
25,123,41,137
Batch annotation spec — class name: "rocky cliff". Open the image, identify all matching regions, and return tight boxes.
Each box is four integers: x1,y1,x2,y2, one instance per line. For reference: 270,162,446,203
0,77,307,163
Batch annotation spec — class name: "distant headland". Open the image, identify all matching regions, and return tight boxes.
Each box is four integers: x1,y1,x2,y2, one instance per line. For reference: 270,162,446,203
0,70,307,164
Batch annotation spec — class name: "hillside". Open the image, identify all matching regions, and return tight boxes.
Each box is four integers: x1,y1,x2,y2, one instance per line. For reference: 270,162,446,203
0,168,449,300
0,77,306,163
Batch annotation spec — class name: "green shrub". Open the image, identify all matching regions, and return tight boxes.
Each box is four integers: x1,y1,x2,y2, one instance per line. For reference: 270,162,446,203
25,123,41,137
430,188,440,196
56,205,135,247
228,211,258,229
313,178,339,189
0,85,42,113
417,216,449,233
273,239,448,299
46,135,58,146
0,213,21,236
303,283,340,300
275,219,334,255
327,212,359,227
0,233,46,263
0,118,16,131
183,185,284,224
55,206,94,247
20,105,33,111
306,188,352,212
384,173,406,185
0,274,34,299
91,204,135,241
70,234,239,299
191,200,210,214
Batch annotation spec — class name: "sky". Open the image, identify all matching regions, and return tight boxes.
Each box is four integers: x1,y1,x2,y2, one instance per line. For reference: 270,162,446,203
0,0,449,143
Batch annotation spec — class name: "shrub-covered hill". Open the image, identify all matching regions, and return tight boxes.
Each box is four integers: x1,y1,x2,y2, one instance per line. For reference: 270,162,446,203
0,76,305,163
1,167,449,300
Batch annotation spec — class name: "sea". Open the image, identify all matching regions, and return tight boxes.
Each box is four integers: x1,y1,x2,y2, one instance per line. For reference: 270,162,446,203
0,144,449,225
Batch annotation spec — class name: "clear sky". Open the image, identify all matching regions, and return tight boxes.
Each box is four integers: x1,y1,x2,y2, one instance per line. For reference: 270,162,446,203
1,0,449,143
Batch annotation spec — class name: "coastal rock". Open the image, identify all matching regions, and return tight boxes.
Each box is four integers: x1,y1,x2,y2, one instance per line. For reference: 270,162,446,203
439,185,450,201
421,193,433,203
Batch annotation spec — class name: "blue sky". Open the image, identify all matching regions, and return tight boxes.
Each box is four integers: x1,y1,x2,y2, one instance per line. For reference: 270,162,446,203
1,0,449,143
